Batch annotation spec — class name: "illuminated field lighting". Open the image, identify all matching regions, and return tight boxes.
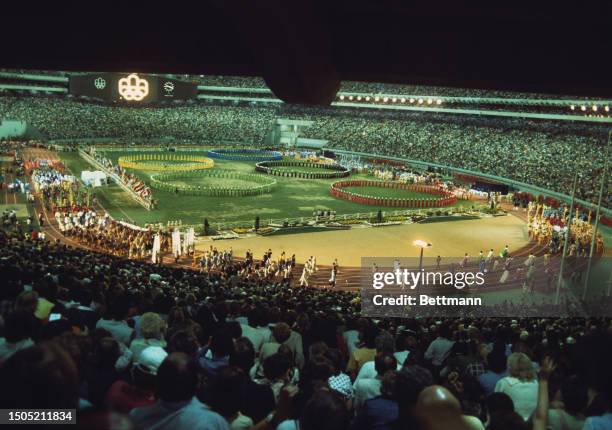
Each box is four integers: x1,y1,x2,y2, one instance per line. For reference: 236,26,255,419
418,98,423,104
392,97,397,103
427,98,433,105
374,96,380,102
118,73,149,101
410,98,415,103
365,96,371,101
570,105,575,110
383,97,389,102
436,99,442,105
581,105,586,111
349,96,354,100
592,105,598,111
413,239,431,248
357,96,362,101
400,98,406,103
339,95,344,100
605,106,610,112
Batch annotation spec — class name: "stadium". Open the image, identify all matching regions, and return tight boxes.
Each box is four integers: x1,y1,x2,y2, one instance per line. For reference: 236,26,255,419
0,3,611,430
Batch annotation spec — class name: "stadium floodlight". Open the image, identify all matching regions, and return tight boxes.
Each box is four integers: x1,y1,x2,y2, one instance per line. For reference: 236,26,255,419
413,240,432,273
592,105,598,111
581,105,586,111
339,95,344,100
427,98,433,105
436,99,442,105
365,96,371,101
392,97,397,103
401,98,406,103
410,98,415,103
349,96,354,100
570,105,575,110
605,106,610,112
357,96,362,101
375,96,380,102
418,98,423,104
383,97,389,102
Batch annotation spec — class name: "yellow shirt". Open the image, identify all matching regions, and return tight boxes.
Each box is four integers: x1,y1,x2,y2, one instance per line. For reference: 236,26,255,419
35,298,54,320
347,347,376,375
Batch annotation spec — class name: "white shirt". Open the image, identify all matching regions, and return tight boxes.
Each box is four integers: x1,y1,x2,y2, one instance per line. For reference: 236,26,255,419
353,360,403,387
494,376,538,421
96,319,134,346
240,324,266,353
353,377,382,409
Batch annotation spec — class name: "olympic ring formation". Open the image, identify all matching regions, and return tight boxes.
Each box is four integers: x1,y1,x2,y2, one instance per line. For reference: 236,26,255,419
255,160,350,179
149,170,277,197
118,154,215,171
207,148,283,161
330,180,457,208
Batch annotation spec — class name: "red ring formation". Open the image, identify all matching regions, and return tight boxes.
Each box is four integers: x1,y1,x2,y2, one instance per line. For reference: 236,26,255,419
329,180,457,208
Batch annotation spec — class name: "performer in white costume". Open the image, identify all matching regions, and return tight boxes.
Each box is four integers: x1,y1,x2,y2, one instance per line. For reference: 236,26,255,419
152,233,161,264
183,227,195,256
172,229,182,262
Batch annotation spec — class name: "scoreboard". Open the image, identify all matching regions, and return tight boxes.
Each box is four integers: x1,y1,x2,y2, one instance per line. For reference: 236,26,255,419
69,73,197,103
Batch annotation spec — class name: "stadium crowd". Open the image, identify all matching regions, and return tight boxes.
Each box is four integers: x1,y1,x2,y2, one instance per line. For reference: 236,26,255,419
0,224,611,430
1,96,608,207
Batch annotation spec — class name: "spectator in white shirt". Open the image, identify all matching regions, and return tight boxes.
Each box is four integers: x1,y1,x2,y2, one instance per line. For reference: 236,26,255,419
353,332,402,386
240,309,266,354
95,291,134,346
494,352,538,421
354,353,397,410
130,312,167,362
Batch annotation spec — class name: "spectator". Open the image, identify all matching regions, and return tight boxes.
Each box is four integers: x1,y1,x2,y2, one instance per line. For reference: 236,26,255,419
130,352,229,430
353,353,397,409
494,352,538,421
198,326,234,379
229,337,276,423
105,345,167,413
478,348,508,396
0,310,36,363
129,312,166,362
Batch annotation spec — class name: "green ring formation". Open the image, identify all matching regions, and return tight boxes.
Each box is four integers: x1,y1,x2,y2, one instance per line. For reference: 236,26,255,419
149,169,277,197
255,160,350,179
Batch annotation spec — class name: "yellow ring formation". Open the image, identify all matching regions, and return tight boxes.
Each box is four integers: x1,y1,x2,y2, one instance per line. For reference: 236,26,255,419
118,154,215,171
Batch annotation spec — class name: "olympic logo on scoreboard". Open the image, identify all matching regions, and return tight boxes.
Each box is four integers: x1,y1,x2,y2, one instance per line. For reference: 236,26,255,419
94,77,106,90
118,73,149,101
163,81,175,93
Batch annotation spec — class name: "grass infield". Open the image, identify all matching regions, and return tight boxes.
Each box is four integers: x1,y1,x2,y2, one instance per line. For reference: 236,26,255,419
60,151,475,227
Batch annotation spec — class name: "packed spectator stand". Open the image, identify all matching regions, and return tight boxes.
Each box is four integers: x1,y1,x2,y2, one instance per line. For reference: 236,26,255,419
1,96,608,208
1,222,611,429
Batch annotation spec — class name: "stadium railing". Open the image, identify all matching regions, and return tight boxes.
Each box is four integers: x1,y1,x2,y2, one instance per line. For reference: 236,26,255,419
78,148,153,211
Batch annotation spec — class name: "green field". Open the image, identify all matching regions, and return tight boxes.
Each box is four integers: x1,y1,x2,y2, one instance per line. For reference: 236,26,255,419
59,151,476,227
343,186,434,199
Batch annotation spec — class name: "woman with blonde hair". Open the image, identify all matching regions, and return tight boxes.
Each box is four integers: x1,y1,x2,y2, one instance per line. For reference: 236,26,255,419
129,312,166,362
494,352,538,421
